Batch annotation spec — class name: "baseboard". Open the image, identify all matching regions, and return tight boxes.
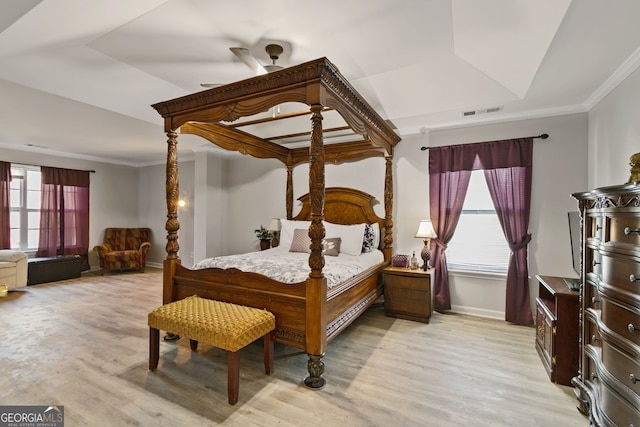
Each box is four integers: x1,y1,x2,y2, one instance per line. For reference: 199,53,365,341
83,263,163,273
450,304,504,321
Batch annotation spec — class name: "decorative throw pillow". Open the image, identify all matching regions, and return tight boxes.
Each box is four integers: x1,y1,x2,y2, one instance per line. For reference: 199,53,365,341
324,222,365,256
322,237,341,256
280,219,311,249
289,228,311,253
290,229,341,257
362,224,376,253
371,222,381,249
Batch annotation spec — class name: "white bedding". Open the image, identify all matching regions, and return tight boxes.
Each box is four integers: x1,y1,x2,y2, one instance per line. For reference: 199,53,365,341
192,246,384,288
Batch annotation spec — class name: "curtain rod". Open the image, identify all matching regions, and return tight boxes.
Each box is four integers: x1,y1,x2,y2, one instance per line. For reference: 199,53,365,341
11,162,96,173
419,133,549,151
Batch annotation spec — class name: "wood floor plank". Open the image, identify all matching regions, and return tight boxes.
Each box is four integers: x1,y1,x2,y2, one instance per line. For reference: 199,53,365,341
0,269,586,426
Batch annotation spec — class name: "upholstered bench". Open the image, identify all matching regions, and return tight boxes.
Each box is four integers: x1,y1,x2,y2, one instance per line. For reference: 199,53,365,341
27,255,82,285
148,295,276,405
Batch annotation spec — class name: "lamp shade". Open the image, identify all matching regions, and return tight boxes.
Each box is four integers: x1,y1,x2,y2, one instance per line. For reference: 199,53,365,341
267,218,281,232
415,220,437,239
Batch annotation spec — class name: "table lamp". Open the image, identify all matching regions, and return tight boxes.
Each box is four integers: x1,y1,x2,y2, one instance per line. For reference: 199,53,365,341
267,218,281,247
415,220,437,271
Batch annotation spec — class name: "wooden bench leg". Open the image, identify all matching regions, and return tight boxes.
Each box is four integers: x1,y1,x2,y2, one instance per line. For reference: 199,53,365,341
190,339,198,351
263,332,274,375
149,327,159,370
228,351,239,405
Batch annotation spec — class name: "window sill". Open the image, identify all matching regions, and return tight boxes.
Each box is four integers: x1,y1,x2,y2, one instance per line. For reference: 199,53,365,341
448,269,507,280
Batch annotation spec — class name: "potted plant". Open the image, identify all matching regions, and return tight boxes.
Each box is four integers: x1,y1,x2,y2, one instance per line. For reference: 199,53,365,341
254,225,273,250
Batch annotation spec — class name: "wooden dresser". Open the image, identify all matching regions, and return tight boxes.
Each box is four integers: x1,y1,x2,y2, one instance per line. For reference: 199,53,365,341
534,275,580,386
573,184,640,426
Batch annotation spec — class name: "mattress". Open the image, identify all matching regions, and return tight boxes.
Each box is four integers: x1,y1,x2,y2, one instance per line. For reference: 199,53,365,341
192,246,384,288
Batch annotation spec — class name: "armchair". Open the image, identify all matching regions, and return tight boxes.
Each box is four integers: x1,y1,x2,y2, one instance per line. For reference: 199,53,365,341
93,228,151,275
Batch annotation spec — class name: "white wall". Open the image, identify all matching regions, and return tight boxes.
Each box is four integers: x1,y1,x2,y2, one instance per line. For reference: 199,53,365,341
194,150,225,262
588,66,640,188
137,160,197,267
0,147,142,268
225,155,286,255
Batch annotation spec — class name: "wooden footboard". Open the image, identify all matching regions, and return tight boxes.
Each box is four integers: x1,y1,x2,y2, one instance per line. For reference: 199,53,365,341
326,264,384,342
164,260,385,351
169,261,307,349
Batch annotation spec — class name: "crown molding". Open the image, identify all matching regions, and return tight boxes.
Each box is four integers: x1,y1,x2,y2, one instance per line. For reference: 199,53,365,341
583,46,640,110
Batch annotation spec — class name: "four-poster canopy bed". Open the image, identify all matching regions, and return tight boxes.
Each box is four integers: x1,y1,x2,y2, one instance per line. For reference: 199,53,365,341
151,57,401,388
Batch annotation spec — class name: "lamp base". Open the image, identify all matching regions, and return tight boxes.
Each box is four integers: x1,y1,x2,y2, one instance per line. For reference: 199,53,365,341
421,239,431,271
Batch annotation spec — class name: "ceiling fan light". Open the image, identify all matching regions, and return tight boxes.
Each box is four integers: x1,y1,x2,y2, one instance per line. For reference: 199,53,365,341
265,44,284,60
264,64,283,73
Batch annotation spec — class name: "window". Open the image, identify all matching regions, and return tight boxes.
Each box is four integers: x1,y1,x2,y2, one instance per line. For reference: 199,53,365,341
10,165,41,251
445,170,510,273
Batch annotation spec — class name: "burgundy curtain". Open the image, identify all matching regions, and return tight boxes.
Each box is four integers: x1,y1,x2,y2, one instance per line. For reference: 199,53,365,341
429,138,534,325
429,166,471,312
37,167,90,270
483,139,533,325
0,162,11,249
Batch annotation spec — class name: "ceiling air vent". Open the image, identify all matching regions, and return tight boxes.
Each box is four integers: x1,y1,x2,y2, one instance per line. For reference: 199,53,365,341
462,106,503,117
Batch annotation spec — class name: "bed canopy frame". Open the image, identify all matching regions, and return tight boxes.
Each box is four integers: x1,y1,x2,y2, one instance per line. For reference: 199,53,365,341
152,57,401,388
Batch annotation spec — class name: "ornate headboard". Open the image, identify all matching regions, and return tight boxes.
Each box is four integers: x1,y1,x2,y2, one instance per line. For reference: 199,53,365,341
293,187,384,228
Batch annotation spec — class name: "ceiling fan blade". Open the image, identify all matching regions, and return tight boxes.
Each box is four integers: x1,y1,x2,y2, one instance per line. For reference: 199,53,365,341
230,47,267,76
200,83,223,88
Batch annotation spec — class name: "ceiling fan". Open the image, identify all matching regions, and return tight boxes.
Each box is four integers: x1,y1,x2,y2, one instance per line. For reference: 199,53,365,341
200,43,284,88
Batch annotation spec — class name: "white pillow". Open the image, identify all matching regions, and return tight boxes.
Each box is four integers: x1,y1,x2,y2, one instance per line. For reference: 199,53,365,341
324,222,366,256
279,219,311,249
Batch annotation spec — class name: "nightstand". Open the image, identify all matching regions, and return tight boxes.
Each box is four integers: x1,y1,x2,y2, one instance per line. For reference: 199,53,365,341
383,266,432,323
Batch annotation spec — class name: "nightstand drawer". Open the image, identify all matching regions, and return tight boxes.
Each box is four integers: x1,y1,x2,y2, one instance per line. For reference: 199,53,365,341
383,267,432,323
384,273,428,290
385,286,430,314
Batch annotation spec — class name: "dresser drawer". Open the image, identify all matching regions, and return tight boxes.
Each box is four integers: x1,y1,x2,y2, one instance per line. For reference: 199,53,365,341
586,212,604,241
601,253,640,297
585,246,603,277
585,279,602,310
584,350,600,385
602,340,640,398
604,212,640,246
585,350,640,427
600,380,640,427
601,297,640,346
584,314,603,350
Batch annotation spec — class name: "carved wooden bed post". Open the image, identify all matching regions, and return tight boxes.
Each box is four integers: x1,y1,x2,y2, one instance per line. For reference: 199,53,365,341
383,155,394,261
163,129,180,305
305,104,327,389
286,163,294,220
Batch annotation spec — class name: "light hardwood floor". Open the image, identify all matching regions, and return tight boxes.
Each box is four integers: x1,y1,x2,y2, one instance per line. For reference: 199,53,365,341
1,268,587,426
